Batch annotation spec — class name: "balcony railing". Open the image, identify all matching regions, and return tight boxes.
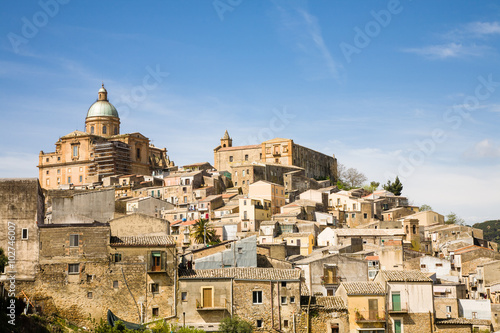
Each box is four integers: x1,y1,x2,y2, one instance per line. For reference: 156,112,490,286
354,310,386,322
389,302,408,313
196,299,229,311
321,276,341,285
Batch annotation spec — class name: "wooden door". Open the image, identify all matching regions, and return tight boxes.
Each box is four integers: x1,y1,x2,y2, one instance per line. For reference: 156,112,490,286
392,292,401,311
203,288,212,308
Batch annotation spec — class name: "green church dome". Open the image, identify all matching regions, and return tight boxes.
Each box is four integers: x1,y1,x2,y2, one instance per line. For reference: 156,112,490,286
86,84,119,118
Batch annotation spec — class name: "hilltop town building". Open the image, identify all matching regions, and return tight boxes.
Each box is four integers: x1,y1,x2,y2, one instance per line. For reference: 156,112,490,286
38,85,173,189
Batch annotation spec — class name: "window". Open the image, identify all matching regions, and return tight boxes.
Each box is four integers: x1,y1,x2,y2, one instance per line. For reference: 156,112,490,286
136,148,141,160
102,125,107,134
229,156,233,162
290,296,295,303
243,200,246,205
446,306,451,313
57,178,60,184
244,154,248,161
435,263,443,267
46,170,49,175
420,264,426,268
151,283,159,293
242,180,245,185
352,213,355,218
149,251,164,272
79,175,83,183
22,228,28,240
113,253,122,262
87,292,93,299
284,320,289,328
113,281,119,288
413,224,417,234
472,311,477,319
364,213,368,219
68,263,79,274
114,127,118,135
90,126,94,134
46,157,49,162
237,247,242,254
281,281,287,288
67,176,71,183
70,234,79,247
181,292,187,301
72,145,78,157
256,320,263,328
281,296,287,304
152,307,159,317
253,291,263,304
57,169,60,174
57,156,60,161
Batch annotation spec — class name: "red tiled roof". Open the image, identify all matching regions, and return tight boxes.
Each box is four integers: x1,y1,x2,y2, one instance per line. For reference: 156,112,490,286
218,144,261,151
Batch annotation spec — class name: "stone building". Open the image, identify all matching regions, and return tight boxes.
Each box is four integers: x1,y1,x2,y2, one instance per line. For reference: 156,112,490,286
38,84,173,189
177,267,302,332
213,131,338,182
0,179,44,283
374,270,435,333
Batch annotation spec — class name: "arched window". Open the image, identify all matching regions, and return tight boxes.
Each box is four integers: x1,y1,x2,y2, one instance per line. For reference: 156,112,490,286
90,126,94,134
102,125,107,134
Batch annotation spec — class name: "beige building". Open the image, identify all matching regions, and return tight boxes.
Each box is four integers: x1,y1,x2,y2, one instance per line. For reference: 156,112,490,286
38,85,173,189
248,180,286,214
213,131,338,182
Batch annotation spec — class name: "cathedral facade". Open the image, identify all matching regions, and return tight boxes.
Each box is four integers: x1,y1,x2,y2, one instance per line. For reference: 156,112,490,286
38,85,173,189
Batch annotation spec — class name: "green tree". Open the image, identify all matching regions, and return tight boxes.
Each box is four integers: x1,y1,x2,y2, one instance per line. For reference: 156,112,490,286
419,204,432,212
445,212,465,225
190,218,219,245
0,248,8,272
219,316,253,333
383,176,403,196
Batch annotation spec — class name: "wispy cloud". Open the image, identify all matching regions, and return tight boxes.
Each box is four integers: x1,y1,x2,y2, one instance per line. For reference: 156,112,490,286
402,43,489,59
271,0,342,80
403,21,500,60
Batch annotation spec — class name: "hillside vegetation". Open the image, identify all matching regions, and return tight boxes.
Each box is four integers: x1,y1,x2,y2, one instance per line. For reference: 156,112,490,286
473,220,500,243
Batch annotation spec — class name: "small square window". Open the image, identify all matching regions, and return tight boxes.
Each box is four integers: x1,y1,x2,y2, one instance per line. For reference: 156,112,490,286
284,320,289,328
113,281,119,288
229,156,233,162
68,263,79,274
46,158,49,162
281,296,287,304
253,291,263,304
151,283,159,294
238,247,243,254
57,157,61,161
87,292,93,299
113,253,122,262
256,320,263,328
22,228,28,240
290,296,295,303
152,307,159,317
70,234,79,247
281,281,287,288
181,292,187,301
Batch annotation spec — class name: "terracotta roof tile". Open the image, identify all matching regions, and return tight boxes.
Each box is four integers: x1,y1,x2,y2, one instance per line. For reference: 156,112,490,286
436,318,491,325
110,235,175,247
380,270,433,282
341,282,385,295
179,267,301,281
316,296,347,311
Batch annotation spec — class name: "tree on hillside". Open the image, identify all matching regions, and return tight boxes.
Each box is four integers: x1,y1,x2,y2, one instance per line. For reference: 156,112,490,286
383,176,403,196
337,164,367,189
419,204,433,212
219,316,253,333
445,212,465,225
190,218,220,246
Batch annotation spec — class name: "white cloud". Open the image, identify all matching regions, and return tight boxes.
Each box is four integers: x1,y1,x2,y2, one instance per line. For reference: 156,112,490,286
464,139,500,159
465,21,500,36
402,43,488,59
271,0,342,79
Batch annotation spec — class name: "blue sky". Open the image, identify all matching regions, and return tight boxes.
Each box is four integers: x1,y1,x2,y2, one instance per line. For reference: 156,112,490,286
1,1,500,224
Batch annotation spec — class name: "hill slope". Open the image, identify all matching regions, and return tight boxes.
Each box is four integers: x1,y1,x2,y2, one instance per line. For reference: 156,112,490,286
473,220,500,243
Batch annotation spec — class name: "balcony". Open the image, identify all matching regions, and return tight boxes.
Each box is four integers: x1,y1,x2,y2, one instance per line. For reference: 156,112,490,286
196,299,229,312
354,310,386,323
321,276,341,285
389,302,408,313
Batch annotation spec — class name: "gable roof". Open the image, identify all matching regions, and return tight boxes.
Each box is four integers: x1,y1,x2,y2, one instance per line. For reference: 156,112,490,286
110,235,175,247
379,270,433,282
179,267,301,281
341,282,385,295
316,296,347,311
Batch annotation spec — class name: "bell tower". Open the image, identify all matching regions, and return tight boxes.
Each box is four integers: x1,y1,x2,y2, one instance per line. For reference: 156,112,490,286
220,130,232,148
